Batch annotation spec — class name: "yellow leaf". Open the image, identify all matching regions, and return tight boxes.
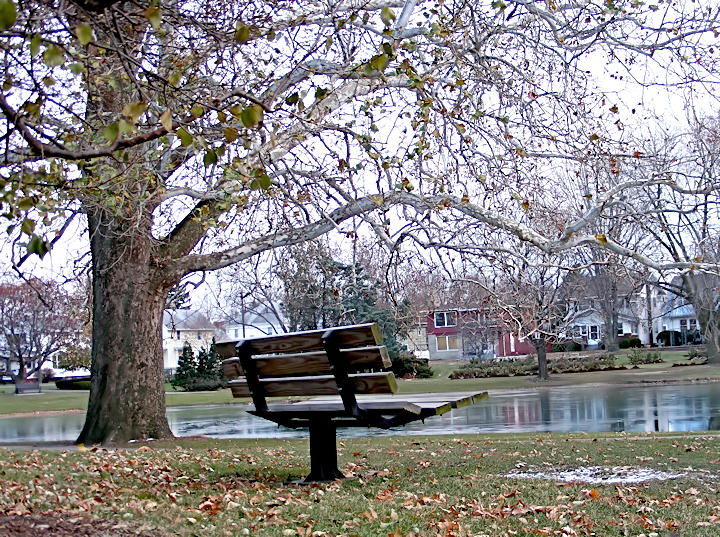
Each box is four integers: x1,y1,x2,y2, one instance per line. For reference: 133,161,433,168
595,233,608,244
160,109,172,132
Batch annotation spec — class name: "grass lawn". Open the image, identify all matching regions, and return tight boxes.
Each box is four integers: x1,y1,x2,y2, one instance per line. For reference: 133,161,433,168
2,433,720,536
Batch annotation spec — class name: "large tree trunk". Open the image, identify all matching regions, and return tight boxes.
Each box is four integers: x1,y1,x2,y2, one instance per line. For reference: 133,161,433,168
600,279,619,352
697,308,720,364
684,273,720,364
533,339,550,381
77,208,174,444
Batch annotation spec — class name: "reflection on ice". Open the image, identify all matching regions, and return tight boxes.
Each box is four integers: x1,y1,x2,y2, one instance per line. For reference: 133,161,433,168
2,383,720,443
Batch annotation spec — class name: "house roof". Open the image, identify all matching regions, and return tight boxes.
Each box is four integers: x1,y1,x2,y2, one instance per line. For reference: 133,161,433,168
225,309,283,331
163,309,215,331
662,304,696,318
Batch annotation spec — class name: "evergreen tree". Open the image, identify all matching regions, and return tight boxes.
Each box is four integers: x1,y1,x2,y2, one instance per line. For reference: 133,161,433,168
172,343,197,390
196,339,222,380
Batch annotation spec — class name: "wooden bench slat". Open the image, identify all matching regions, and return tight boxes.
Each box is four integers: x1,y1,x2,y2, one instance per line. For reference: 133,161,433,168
255,400,423,416
228,371,397,398
216,322,382,358
222,345,390,378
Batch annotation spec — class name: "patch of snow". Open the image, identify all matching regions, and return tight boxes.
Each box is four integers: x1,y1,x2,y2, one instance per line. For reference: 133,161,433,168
507,466,686,484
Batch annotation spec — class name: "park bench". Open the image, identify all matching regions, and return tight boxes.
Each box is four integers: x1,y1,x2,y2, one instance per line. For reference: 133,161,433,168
14,379,42,394
217,322,486,482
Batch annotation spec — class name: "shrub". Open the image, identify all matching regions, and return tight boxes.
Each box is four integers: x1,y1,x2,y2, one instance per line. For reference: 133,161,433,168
687,346,708,360
392,353,434,379
449,353,621,379
183,378,226,391
619,339,631,349
450,357,537,379
629,337,642,348
628,349,663,365
55,379,91,390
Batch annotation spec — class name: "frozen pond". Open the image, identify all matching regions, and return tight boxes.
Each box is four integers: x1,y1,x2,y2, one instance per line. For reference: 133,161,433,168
2,383,720,443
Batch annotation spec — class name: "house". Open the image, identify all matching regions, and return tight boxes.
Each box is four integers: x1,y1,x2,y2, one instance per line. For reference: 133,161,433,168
399,314,429,358
655,293,703,345
162,310,222,372
223,308,284,340
425,309,521,359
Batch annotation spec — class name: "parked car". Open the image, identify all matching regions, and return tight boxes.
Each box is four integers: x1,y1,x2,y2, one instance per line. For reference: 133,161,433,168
1,374,13,384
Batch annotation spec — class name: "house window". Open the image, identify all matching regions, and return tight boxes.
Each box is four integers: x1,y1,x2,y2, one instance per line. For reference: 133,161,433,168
434,311,457,327
689,319,697,330
590,325,598,340
680,319,688,331
176,331,181,340
436,335,459,351
580,326,588,337
197,331,202,340
234,329,239,338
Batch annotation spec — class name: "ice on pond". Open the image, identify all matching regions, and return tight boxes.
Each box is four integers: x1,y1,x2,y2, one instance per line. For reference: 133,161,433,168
507,466,686,484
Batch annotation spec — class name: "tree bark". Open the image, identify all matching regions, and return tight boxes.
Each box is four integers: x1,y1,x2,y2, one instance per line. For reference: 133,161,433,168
77,207,174,444
534,339,550,381
683,273,720,365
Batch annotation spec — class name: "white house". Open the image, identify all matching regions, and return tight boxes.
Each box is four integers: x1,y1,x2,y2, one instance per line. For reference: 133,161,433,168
162,310,222,371
224,309,284,340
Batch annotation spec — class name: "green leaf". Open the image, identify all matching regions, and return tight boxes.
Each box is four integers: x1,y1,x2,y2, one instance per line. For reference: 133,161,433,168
369,54,388,72
122,101,146,122
203,150,217,167
20,218,35,235
0,0,16,31
589,133,600,141
380,7,395,27
285,92,299,106
42,45,65,68
160,109,172,131
315,87,328,100
177,127,193,147
69,63,84,75
240,104,263,128
143,7,162,30
259,174,271,189
17,197,34,211
190,104,204,118
168,71,181,86
76,23,93,46
118,118,133,134
27,235,49,258
223,127,238,142
235,22,250,43
102,122,119,143
29,35,41,58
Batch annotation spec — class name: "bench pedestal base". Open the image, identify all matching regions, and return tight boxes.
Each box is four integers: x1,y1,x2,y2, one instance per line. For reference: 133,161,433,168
303,419,346,483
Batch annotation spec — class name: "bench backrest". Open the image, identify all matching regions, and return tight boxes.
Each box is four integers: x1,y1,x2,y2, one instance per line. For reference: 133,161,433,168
15,380,41,394
218,323,397,412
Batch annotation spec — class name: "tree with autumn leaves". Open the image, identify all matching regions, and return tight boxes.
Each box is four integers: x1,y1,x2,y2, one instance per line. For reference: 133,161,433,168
1,0,719,443
0,278,84,384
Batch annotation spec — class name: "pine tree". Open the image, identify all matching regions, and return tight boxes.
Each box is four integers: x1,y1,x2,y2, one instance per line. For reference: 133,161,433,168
172,342,197,390
196,339,222,380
